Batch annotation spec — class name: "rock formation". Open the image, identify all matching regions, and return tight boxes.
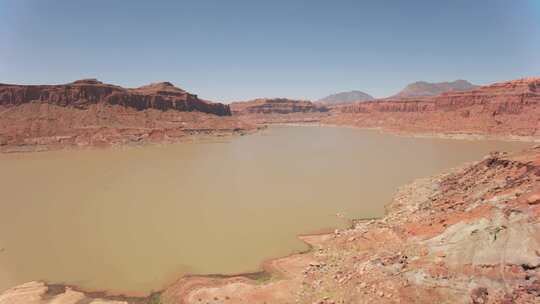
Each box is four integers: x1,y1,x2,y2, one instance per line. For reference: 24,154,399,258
230,98,327,115
0,79,231,116
0,79,254,152
321,77,540,139
391,79,478,98
316,90,374,105
3,77,537,151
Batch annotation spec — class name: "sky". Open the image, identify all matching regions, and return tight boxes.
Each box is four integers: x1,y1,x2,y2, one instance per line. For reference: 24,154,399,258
1,0,539,102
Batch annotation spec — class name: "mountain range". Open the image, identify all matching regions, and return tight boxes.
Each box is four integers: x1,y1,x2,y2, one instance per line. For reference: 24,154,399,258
317,90,374,105
390,79,478,98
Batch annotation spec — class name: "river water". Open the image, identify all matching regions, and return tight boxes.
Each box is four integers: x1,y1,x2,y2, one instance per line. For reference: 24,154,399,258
0,126,531,293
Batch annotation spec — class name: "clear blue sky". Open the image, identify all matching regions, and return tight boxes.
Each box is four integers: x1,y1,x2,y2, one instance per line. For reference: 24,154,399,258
1,0,539,102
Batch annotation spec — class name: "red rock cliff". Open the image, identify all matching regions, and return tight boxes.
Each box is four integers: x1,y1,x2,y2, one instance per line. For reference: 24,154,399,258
0,79,231,116
317,78,540,138
340,78,540,114
231,98,328,115
0,79,257,152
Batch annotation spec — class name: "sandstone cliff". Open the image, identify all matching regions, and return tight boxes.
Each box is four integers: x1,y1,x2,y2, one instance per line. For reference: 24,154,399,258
0,79,231,116
229,78,540,139
0,80,253,152
321,77,540,139
230,98,327,115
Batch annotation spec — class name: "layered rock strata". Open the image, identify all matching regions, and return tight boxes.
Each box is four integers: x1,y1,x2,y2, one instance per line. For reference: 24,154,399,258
0,79,231,115
0,80,254,152
231,98,327,115
323,78,540,139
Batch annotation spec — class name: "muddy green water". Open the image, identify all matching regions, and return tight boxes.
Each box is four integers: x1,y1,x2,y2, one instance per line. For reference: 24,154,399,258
0,126,532,294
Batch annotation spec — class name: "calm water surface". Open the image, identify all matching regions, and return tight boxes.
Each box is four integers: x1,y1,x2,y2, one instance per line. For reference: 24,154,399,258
0,126,532,293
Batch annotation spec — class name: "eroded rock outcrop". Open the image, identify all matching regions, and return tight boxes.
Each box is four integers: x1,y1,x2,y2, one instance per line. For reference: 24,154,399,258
340,78,540,113
0,79,231,116
0,80,254,152
231,98,327,115
323,77,540,139
230,78,540,139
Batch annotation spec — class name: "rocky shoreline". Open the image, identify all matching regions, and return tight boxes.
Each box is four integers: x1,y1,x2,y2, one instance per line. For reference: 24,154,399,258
158,147,540,304
0,125,262,154
2,146,539,304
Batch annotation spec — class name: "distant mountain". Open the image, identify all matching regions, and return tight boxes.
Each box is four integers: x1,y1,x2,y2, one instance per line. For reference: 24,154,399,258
391,80,478,98
317,90,374,105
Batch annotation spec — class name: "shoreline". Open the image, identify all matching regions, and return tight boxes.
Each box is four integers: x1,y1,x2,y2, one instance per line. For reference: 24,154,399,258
0,200,356,301
0,127,263,154
2,120,538,154
161,146,539,303
160,147,540,303
0,231,337,303
264,122,540,143
1,126,539,303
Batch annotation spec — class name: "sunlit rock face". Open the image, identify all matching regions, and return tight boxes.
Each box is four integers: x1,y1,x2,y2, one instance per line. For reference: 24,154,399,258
0,79,231,116
231,98,328,115
0,80,256,152
326,77,540,138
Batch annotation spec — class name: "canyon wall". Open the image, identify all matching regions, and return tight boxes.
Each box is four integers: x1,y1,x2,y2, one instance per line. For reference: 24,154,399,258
1,77,539,151
0,79,231,116
0,80,253,152
319,78,540,139
231,98,327,115
341,78,539,114
227,78,540,139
